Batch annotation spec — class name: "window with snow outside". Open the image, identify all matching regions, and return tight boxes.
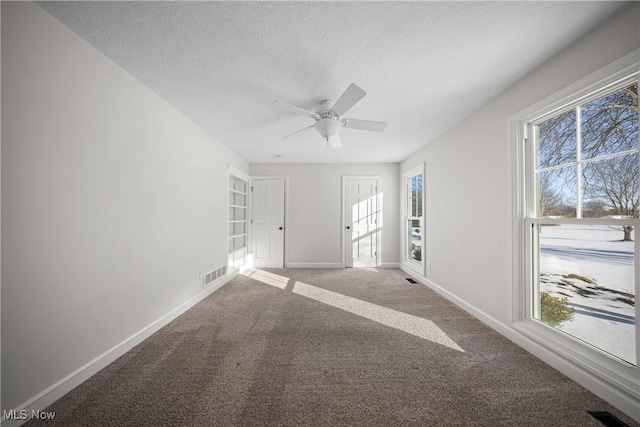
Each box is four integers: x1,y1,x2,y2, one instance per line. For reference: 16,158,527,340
527,81,638,365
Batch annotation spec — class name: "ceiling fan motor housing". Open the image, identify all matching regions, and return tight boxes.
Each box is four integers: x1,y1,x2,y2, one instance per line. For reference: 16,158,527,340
318,99,335,112
314,99,343,139
315,117,342,139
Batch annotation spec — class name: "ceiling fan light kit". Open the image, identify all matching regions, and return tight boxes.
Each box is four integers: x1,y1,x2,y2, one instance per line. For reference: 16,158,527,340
273,83,387,149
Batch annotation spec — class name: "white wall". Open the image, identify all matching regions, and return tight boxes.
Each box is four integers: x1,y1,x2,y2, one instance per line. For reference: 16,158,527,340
2,0,636,420
402,1,638,325
249,163,399,268
400,2,639,419
1,1,248,412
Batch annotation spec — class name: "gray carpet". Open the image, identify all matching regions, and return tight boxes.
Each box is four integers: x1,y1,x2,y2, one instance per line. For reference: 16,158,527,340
26,268,638,426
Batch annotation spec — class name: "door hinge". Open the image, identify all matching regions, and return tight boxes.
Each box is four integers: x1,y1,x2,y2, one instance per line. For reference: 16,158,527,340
251,186,254,192
250,218,253,224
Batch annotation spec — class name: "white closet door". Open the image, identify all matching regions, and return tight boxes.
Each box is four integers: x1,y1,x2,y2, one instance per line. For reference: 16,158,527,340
252,179,285,268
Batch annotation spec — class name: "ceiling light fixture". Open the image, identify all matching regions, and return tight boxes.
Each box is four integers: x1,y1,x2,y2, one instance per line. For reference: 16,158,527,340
272,83,387,149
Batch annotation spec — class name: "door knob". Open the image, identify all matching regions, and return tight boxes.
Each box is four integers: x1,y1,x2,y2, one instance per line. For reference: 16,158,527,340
345,226,350,230
279,227,283,230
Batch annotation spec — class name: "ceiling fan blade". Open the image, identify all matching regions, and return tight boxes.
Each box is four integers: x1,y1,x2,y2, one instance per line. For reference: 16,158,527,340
271,100,318,119
282,125,315,139
328,134,342,149
342,118,387,133
331,83,367,116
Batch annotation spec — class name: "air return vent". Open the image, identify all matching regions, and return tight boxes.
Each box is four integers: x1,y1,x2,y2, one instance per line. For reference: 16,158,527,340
588,411,629,427
203,266,227,288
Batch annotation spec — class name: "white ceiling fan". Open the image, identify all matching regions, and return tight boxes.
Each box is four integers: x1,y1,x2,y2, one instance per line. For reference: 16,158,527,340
272,83,387,149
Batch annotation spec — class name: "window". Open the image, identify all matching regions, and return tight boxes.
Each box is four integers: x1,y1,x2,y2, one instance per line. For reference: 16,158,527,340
530,81,638,364
404,164,424,269
511,51,639,401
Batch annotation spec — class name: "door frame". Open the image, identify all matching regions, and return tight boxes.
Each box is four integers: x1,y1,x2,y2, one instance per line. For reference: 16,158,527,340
249,176,289,268
342,176,380,268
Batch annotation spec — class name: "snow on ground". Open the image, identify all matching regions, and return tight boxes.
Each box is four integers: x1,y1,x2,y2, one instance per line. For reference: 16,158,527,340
538,224,635,364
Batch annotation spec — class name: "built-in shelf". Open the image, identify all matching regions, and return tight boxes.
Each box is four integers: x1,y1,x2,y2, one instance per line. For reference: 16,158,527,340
228,171,249,271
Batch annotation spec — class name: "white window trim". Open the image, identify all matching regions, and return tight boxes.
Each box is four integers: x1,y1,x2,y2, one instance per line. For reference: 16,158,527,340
402,163,425,274
509,50,640,415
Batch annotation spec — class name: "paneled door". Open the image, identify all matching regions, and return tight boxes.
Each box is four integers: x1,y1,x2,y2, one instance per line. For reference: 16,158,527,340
251,178,285,268
344,177,379,268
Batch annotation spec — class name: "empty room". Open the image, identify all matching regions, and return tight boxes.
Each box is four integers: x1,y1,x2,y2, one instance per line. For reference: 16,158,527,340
2,1,639,425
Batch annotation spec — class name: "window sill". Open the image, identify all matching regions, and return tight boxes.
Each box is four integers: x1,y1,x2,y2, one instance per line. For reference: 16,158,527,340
512,318,639,400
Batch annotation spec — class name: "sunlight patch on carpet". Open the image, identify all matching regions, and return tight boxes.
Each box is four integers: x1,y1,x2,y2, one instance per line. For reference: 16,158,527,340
241,268,290,289
292,280,464,352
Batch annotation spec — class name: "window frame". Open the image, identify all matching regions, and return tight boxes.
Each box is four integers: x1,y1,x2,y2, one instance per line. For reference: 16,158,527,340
510,50,640,408
403,163,425,273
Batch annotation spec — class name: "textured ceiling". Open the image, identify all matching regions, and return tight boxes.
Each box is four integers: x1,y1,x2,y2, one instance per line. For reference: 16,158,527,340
38,1,628,164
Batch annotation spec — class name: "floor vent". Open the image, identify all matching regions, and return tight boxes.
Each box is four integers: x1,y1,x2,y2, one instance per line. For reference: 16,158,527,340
405,278,417,284
588,411,629,427
203,266,227,288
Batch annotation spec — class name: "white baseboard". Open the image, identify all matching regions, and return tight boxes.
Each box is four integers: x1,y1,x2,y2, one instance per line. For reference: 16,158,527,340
285,263,400,269
283,263,399,269
1,273,236,427
286,263,344,269
377,263,399,269
398,265,640,423
399,266,515,341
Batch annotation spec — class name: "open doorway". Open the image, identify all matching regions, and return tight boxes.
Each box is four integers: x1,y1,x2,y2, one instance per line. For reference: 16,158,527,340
343,176,380,268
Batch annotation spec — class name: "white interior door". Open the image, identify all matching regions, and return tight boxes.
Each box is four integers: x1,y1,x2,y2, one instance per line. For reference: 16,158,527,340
344,178,379,268
251,179,285,268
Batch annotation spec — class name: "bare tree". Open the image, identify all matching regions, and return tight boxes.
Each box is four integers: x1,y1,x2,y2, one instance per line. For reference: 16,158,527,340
537,110,576,169
584,153,639,241
537,171,575,217
537,173,562,217
582,83,638,241
536,83,638,240
581,84,638,158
